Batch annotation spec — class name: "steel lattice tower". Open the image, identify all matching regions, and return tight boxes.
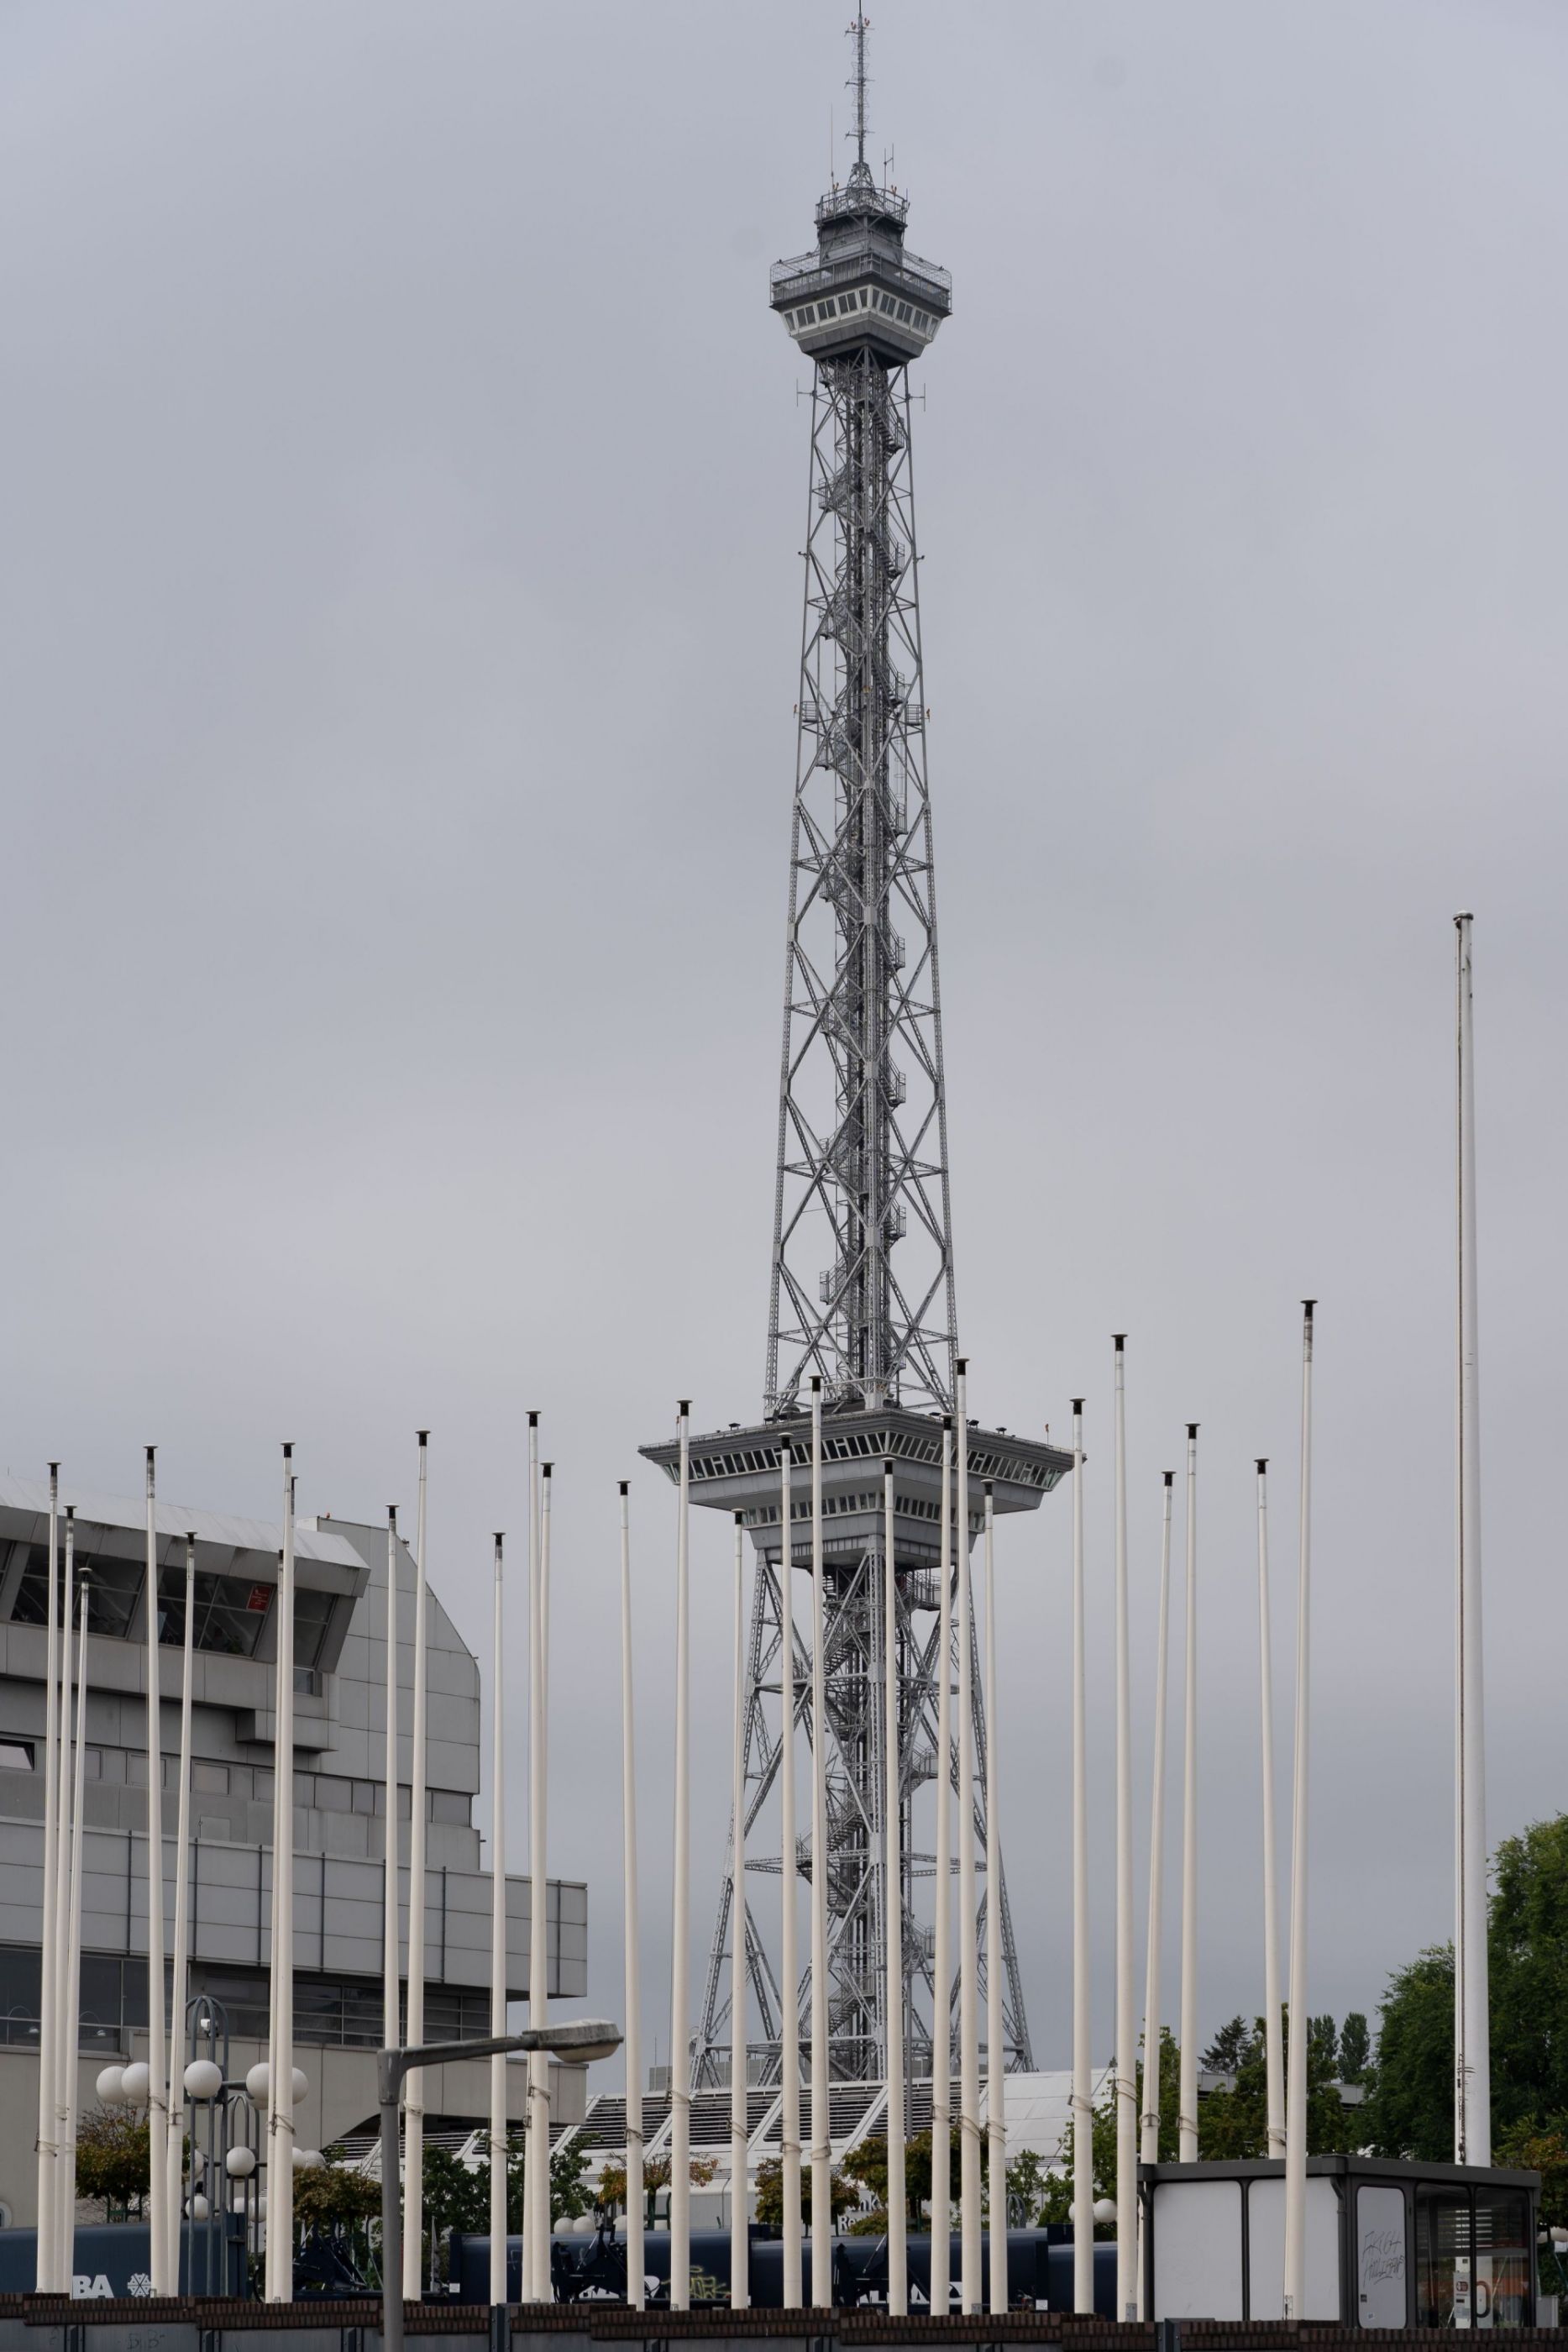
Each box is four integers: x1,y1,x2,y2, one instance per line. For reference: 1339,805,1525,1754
643,23,1069,2098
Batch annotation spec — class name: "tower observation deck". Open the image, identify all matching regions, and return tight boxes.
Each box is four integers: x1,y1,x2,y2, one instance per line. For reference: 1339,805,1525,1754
642,22,1068,2093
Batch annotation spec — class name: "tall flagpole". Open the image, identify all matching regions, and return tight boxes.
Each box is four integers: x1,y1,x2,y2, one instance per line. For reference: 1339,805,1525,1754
669,1403,693,2311
51,1510,76,2287
728,1512,749,2311
1140,1480,1175,2145
59,1572,90,2285
1070,1402,1093,2314
34,1463,61,2290
808,1380,831,2306
382,1507,401,2121
166,1532,197,2276
931,1417,954,2316
522,1415,540,2297
1256,1462,1285,2156
1113,1341,1136,2314
1454,913,1490,2166
982,1486,1006,2319
489,1535,508,2308
403,1435,430,2301
144,1449,170,2293
883,1462,907,2318
1282,1303,1315,2318
528,1464,553,2295
1177,1425,1199,2165
778,1441,803,2308
955,1361,982,2311
619,1484,646,2312
265,1452,297,2300
1137,1469,1176,2315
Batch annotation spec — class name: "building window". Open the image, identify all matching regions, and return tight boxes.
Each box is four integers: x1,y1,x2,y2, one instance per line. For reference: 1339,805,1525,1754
157,1566,271,1659
294,1588,337,1672
0,1742,32,1772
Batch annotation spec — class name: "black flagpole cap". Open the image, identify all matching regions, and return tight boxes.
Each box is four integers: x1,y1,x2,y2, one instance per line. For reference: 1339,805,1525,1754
1187,1422,1199,1440
619,1480,629,1497
1163,1470,1174,1487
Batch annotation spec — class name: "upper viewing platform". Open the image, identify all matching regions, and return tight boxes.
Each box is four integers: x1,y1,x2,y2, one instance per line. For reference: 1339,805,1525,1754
771,24,950,368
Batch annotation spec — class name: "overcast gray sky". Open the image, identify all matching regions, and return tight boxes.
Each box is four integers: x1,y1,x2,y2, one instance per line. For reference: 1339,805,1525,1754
4,0,1567,2092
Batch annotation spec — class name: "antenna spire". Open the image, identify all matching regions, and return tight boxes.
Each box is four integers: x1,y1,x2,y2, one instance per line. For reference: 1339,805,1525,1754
847,15,870,172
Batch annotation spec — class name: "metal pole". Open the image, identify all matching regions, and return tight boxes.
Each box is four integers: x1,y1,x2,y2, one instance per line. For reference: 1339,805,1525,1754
1138,1471,1176,2311
60,1573,90,2286
34,1463,60,2289
529,1465,553,2295
779,1441,802,2307
955,1361,981,2311
808,1379,831,2307
884,1462,907,2316
669,1403,692,2310
1070,1403,1093,2314
489,1534,508,2307
144,1450,170,2292
52,1509,75,2287
983,1487,1005,2318
1283,1304,1315,2318
1256,1462,1285,2157
621,1485,645,2311
403,1435,429,2300
1113,1341,1136,2313
380,2052,405,2352
1177,1425,1199,2164
1455,913,1490,2166
930,1418,954,2316
522,1415,539,2297
167,1533,197,2278
729,1513,749,2311
266,1451,297,2298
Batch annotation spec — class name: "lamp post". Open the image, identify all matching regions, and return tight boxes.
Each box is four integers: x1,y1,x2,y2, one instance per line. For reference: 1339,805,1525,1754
378,2019,621,2352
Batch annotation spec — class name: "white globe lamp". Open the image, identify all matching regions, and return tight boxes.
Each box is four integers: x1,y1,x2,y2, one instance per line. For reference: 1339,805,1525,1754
225,2146,257,2180
184,2058,223,2102
119,2061,151,2104
95,2066,126,2105
244,2061,270,2106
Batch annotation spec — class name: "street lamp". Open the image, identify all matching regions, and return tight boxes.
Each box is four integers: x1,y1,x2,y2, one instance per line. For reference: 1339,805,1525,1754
379,2017,621,2352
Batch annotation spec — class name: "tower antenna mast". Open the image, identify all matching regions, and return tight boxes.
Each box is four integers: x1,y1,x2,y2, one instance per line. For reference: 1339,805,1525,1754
848,15,870,171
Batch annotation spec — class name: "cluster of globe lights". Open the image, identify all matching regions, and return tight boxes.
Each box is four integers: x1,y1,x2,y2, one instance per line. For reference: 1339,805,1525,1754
95,2057,327,2217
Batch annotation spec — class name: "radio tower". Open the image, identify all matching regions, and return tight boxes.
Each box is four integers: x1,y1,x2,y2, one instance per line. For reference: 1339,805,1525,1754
644,20,1068,2095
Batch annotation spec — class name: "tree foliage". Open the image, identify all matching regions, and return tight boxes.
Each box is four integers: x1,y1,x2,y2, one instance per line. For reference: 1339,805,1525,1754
75,2107,150,2218
753,2154,857,2228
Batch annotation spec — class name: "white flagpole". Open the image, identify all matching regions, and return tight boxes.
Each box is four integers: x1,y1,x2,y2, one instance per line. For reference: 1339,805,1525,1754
527,1461,553,2300
1070,1402,1093,2314
1282,1304,1315,2318
382,1504,401,2094
884,1461,907,2318
669,1403,693,2312
931,1416,954,2316
52,1509,76,2287
955,1360,981,2312
144,1450,170,2293
522,1415,540,2298
1113,1340,1136,2314
982,1485,1006,2319
1454,912,1490,2166
729,1510,749,2312
619,1483,645,2312
34,1463,61,2290
59,1571,91,2284
403,1435,429,2301
778,1440,803,2308
266,1451,297,2300
1177,1425,1199,2165
489,1534,508,2308
808,1379,830,2306
1138,1470,1176,2312
166,1533,197,2279
1256,1462,1285,2157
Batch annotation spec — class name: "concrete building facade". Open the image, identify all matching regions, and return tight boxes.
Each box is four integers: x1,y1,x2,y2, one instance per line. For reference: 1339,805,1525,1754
0,1476,586,2224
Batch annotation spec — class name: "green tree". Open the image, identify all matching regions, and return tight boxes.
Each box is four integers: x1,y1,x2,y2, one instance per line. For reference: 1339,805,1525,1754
1496,2121,1568,2234
1491,1816,1568,2135
1202,2017,1258,2076
1338,2011,1371,2086
1200,2011,1357,2160
295,2150,384,2231
1362,1946,1455,2161
74,2107,150,2218
753,2153,857,2228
